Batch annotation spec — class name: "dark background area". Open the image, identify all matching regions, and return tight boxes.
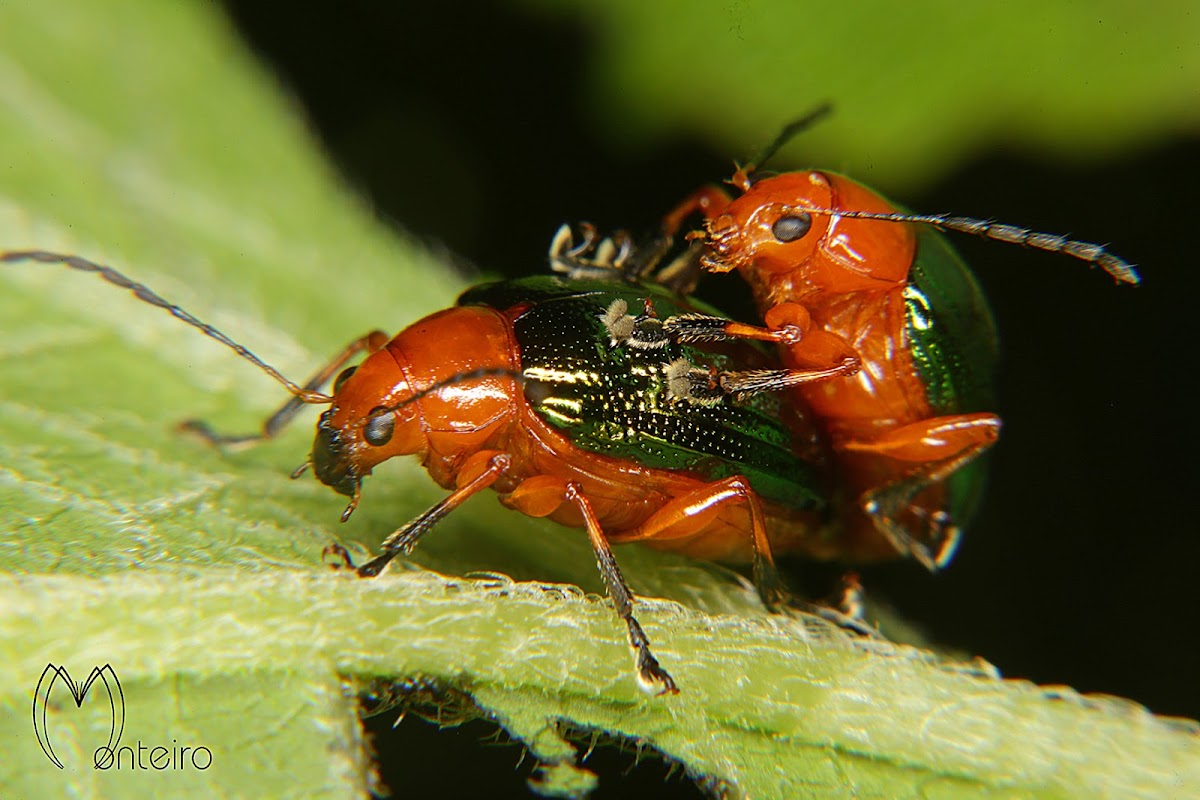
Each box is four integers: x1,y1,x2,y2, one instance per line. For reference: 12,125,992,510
219,3,1198,796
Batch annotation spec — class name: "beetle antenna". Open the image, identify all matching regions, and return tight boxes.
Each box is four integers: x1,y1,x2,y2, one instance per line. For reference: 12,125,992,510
372,368,525,418
736,102,834,186
1,250,333,401
797,208,1140,285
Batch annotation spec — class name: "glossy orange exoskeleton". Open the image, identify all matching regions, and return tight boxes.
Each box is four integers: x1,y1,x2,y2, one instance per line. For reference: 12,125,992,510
2,247,850,694
638,111,1140,571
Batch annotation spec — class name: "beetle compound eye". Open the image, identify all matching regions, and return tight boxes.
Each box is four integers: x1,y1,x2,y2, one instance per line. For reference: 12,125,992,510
771,213,812,243
363,407,394,446
333,366,358,393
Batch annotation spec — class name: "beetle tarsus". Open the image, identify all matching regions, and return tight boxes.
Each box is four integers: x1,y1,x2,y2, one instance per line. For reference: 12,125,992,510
829,572,866,623
322,543,356,570
355,553,396,578
631,623,680,696
323,542,400,579
792,599,882,639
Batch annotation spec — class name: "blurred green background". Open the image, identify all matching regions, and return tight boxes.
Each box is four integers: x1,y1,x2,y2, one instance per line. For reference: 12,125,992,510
215,2,1199,792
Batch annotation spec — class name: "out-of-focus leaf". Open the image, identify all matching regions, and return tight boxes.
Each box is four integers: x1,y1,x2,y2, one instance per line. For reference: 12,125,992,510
521,0,1200,189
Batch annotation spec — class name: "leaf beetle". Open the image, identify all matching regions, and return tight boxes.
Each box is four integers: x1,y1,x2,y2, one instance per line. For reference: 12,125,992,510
2,246,853,693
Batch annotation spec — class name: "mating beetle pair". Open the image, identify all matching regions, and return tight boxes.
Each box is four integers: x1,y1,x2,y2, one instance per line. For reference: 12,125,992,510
1,121,1136,692
2,248,839,694
564,108,1138,577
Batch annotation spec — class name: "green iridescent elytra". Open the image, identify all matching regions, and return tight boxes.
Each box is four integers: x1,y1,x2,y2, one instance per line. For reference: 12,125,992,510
458,277,826,513
904,227,999,529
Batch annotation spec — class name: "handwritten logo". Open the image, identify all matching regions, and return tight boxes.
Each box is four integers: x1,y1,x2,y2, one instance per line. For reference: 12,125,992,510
32,663,125,769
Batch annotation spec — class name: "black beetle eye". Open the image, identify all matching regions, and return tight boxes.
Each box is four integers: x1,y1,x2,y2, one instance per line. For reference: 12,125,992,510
363,406,394,446
333,366,358,393
771,213,812,243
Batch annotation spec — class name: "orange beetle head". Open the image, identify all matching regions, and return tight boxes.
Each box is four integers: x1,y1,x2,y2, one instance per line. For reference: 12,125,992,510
308,306,518,509
310,347,425,500
702,171,830,277
702,171,915,294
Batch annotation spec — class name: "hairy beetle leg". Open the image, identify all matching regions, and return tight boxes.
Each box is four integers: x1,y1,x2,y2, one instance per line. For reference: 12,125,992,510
651,305,864,390
180,330,390,448
603,302,861,394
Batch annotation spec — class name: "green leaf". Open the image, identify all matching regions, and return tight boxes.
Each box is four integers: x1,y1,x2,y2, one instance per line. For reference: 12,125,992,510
1,1,1197,798
520,0,1200,190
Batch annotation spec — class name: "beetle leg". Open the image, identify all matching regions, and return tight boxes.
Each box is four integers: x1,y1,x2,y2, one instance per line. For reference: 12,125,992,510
642,185,737,295
609,475,788,607
660,301,852,356
647,239,706,296
548,214,709,294
550,222,686,287
825,572,866,623
845,414,1001,571
658,301,820,346
568,484,680,696
351,451,512,578
653,302,863,395
715,362,861,398
608,476,880,637
661,348,859,404
506,476,679,694
660,185,734,237
662,313,804,345
181,330,390,448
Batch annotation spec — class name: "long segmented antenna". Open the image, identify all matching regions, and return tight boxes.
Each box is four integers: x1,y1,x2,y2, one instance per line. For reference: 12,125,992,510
795,208,1140,285
727,109,1138,285
742,102,834,177
1,250,333,402
370,367,525,419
